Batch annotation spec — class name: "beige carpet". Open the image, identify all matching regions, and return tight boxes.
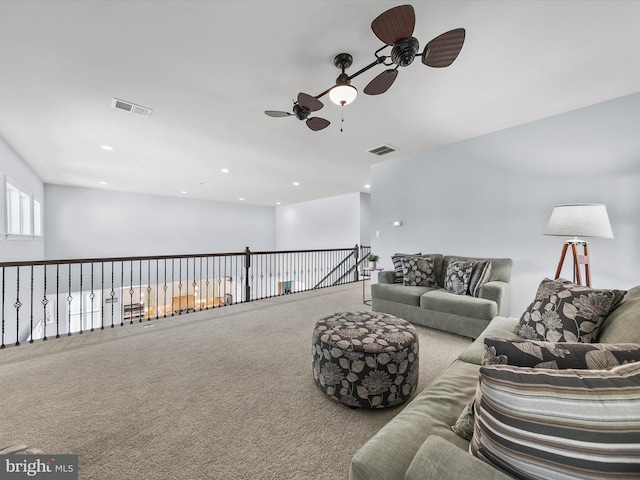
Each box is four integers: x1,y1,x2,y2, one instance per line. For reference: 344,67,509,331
0,282,471,480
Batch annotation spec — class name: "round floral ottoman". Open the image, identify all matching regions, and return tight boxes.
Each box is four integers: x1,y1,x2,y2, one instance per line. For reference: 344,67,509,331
312,311,419,408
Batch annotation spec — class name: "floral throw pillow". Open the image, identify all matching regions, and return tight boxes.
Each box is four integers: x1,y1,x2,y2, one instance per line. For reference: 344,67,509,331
391,252,421,283
451,399,475,440
444,259,474,295
482,337,640,370
401,255,437,287
518,278,627,343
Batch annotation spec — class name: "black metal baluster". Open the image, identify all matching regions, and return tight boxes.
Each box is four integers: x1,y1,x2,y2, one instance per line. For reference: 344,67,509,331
1,267,5,348
101,261,105,330
120,261,124,326
89,263,94,332
67,264,72,336
155,259,159,320
186,257,189,312
171,258,175,317
79,263,84,334
139,260,144,322
268,253,273,298
29,265,34,343
40,265,49,342
178,258,183,315
146,260,151,321
163,259,168,318
56,264,60,338
110,261,115,328
244,247,251,302
129,260,134,324
216,256,221,308
14,266,21,346
205,257,210,310
198,257,202,311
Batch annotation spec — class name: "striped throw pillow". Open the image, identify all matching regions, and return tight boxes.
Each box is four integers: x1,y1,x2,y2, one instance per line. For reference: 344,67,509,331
470,361,640,479
391,252,421,283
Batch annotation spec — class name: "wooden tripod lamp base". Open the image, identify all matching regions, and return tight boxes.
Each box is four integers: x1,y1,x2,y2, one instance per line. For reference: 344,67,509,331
554,240,591,287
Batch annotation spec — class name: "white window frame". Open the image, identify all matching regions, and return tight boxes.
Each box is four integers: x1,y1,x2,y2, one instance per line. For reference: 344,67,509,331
2,174,43,239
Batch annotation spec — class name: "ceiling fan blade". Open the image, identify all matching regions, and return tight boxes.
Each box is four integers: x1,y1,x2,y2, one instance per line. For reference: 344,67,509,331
371,4,415,46
265,110,292,118
422,28,466,68
298,93,323,112
306,117,330,131
363,69,398,95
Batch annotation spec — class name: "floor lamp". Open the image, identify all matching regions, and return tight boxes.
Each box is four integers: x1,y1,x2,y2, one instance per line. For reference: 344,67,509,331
544,204,613,287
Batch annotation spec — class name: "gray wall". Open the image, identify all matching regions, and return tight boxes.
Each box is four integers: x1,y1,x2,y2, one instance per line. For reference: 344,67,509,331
275,192,370,250
370,93,640,317
45,185,276,259
0,136,45,262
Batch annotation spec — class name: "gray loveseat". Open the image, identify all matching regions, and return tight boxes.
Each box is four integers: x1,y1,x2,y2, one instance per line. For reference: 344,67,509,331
371,255,512,339
350,283,640,480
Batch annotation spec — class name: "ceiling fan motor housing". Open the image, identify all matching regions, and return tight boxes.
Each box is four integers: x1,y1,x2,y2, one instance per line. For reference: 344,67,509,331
293,104,309,120
392,37,420,67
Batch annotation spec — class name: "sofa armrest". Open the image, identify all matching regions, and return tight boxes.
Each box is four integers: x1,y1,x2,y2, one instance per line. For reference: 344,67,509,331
478,281,510,317
377,270,396,284
405,436,512,480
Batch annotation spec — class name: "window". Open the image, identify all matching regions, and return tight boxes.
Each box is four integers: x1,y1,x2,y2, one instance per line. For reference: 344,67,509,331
34,199,41,236
5,181,41,236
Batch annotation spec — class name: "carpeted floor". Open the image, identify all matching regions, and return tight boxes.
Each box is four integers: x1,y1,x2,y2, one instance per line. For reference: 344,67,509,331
0,282,471,480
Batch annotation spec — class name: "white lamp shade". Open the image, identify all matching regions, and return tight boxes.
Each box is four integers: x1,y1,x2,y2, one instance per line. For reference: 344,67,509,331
544,203,614,238
329,84,358,106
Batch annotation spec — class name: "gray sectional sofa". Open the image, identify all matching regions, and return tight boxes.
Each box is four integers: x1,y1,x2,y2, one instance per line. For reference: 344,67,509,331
371,255,512,339
350,283,640,480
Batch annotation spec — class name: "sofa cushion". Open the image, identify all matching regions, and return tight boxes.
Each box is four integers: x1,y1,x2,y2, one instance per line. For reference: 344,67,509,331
349,360,480,480
420,289,497,320
517,277,626,343
370,283,434,307
405,436,513,480
402,255,438,287
470,361,640,480
597,285,640,344
482,337,640,369
444,259,474,295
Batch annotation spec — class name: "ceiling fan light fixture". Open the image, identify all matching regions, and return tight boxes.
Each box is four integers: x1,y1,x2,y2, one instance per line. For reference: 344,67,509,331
329,73,358,106
329,84,358,106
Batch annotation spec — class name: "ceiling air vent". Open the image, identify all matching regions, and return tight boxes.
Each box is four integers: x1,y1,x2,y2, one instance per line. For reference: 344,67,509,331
367,144,398,156
111,98,153,118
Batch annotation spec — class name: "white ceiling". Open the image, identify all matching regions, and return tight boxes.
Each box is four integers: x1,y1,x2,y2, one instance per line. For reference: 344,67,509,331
1,1,639,207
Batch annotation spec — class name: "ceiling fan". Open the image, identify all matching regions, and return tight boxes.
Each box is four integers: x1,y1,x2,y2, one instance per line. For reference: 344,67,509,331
264,4,465,131
264,93,330,131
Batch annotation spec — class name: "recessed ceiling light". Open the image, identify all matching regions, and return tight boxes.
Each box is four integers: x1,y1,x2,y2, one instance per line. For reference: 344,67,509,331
239,197,245,201
101,145,114,151
221,168,229,173
293,182,300,186
364,184,371,189
99,181,107,185
180,191,187,194
276,202,281,205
